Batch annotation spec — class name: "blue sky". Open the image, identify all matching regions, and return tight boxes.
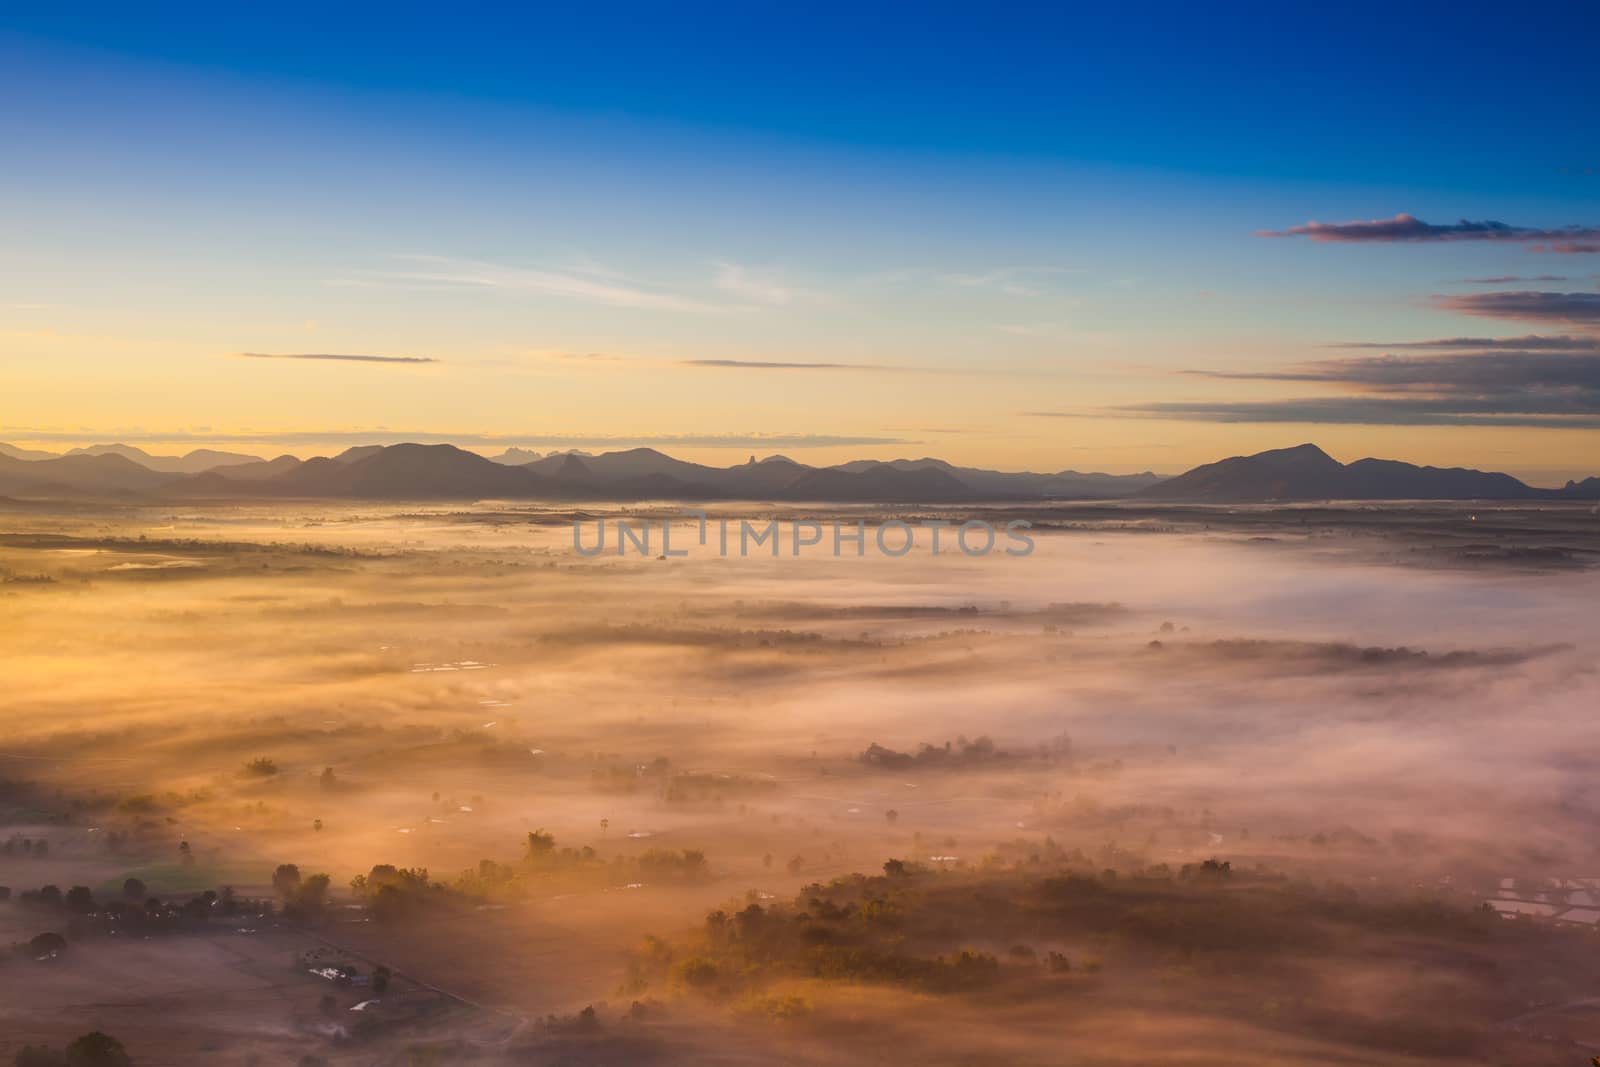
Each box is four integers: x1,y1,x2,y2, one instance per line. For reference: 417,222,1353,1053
6,5,1595,184
2,5,1599,478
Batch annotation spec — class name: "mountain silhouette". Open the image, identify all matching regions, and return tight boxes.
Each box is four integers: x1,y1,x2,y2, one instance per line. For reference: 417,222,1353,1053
1134,443,1345,501
261,443,540,498
781,463,973,502
0,442,61,461
834,457,1164,498
1137,443,1579,502
0,440,1594,503
0,452,181,496
488,446,543,464
61,443,262,474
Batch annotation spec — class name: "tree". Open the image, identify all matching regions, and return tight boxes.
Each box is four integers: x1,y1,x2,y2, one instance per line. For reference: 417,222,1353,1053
525,829,556,858
64,1032,131,1067
64,886,95,914
370,885,408,924
319,767,337,790
28,931,67,958
291,874,331,917
599,818,609,836
885,809,899,825
312,819,323,832
272,863,302,899
372,965,391,994
121,877,146,902
242,757,279,778
673,956,719,989
178,840,194,866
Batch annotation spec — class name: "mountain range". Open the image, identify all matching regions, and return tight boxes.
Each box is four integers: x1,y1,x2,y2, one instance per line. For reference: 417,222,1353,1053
0,441,1594,503
0,441,262,473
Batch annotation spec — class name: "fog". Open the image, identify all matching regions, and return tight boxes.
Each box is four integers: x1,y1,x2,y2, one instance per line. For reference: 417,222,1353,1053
2,501,1597,1064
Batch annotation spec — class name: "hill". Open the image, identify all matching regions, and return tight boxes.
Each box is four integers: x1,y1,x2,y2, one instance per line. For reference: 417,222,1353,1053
1136,444,1593,502
61,443,263,473
0,452,181,496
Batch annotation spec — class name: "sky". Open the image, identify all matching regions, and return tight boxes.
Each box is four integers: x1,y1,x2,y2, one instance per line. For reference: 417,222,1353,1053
3,5,1599,481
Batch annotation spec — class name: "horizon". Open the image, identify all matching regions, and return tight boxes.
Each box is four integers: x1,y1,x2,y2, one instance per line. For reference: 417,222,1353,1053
7,436,1600,495
4,8,1600,483
7,435,1600,489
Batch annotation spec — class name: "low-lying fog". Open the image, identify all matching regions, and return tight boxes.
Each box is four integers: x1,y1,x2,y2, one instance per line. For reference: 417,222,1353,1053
1,501,1596,1064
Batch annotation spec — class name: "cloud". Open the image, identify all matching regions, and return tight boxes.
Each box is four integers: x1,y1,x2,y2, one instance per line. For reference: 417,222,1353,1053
1259,213,1600,251
355,256,827,313
679,359,894,370
236,352,437,364
1456,275,1569,284
372,255,728,313
675,358,1029,378
1432,291,1600,325
1187,348,1600,389
863,265,1082,297
1106,397,1600,428
711,262,823,306
1109,339,1600,429
1330,334,1596,351
937,266,1081,297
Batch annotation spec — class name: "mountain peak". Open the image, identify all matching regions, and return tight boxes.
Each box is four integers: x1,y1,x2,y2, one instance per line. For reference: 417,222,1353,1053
1281,442,1332,458
1253,442,1340,467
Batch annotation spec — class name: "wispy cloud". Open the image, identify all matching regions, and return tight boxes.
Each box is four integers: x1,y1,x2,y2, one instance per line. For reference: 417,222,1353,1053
937,266,1081,297
862,265,1081,298
1184,350,1600,391
711,262,823,306
676,358,1038,378
371,255,728,313
1105,398,1600,428
1108,339,1600,429
1455,275,1569,285
236,352,437,364
1330,334,1596,352
1259,213,1600,252
679,359,894,370
1432,291,1600,325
